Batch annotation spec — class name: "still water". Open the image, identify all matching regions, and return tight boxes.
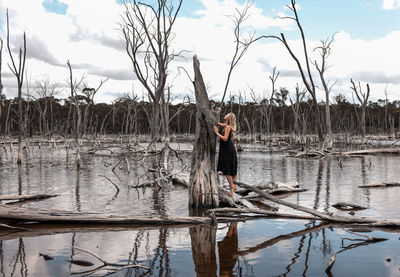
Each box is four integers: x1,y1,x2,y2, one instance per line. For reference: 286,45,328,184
0,142,399,276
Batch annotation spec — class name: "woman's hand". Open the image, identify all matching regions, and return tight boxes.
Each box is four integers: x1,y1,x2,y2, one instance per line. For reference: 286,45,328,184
213,126,219,135
216,107,221,113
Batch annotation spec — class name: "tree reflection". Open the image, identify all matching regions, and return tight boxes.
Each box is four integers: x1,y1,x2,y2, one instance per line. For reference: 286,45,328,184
190,225,217,277
10,238,27,277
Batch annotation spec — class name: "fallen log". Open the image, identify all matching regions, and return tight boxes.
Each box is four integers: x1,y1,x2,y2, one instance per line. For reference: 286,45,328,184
238,181,307,197
359,182,400,188
0,194,58,203
332,202,367,211
0,204,212,225
234,181,400,228
208,207,317,221
295,149,326,158
343,148,400,156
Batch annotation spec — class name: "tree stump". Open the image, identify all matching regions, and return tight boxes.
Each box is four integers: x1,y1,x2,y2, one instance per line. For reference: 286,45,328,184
188,55,219,208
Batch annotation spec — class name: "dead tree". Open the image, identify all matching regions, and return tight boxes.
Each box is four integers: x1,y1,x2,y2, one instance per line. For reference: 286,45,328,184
81,77,109,137
221,0,255,104
6,9,26,163
313,36,336,148
189,56,219,208
350,79,370,140
120,0,183,143
254,0,324,145
66,60,86,167
267,67,279,134
289,84,306,140
33,79,59,135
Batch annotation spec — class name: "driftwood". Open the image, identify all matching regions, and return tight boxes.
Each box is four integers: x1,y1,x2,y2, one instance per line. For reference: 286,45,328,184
238,181,307,199
0,204,213,225
359,182,400,188
332,202,367,211
295,149,326,158
235,181,400,228
0,194,58,202
343,148,400,156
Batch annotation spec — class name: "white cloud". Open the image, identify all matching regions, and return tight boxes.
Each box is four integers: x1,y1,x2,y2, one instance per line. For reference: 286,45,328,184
382,0,400,9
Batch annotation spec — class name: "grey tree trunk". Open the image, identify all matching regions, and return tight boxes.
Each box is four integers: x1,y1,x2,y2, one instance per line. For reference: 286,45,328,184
189,56,219,209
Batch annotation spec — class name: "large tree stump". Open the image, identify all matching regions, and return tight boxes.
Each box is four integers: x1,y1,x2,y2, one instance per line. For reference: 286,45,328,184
189,55,219,208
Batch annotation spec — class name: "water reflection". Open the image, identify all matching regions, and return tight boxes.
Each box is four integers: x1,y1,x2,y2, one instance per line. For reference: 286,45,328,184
190,225,217,276
218,223,238,277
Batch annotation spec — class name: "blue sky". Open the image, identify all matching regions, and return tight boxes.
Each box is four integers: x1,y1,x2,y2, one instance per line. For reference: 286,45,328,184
1,0,400,103
179,0,400,40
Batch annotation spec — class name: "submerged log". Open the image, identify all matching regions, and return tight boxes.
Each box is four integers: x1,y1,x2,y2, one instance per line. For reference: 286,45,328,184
359,182,400,188
189,55,219,208
0,194,58,201
332,202,367,211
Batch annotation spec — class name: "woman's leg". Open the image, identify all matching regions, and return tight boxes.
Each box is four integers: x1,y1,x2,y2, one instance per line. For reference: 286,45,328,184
226,175,234,196
233,175,238,190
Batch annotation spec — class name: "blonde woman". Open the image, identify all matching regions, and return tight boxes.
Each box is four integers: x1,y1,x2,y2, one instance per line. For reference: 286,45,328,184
213,108,238,196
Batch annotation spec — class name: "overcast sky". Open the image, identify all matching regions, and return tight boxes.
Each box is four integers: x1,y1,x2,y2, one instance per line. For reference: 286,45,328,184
0,0,400,104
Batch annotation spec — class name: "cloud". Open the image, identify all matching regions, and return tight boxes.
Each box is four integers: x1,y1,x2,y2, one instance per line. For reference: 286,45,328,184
87,67,134,81
349,71,400,84
382,0,400,9
26,35,64,66
69,24,124,52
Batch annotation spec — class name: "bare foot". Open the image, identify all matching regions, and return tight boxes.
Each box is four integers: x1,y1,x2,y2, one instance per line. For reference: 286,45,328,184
229,190,233,196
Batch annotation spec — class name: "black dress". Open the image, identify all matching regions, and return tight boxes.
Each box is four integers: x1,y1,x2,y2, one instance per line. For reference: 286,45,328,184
217,129,238,176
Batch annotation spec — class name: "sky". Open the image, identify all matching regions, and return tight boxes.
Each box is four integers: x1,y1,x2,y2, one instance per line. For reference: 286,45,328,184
0,0,400,104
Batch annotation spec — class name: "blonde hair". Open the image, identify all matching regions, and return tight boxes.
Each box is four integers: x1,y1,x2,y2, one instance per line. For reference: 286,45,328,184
228,113,237,139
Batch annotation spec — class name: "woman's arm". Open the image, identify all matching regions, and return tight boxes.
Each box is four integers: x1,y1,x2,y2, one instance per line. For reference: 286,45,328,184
216,108,226,127
214,125,231,142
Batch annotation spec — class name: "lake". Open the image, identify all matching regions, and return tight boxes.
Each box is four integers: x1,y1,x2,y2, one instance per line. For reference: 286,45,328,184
0,142,399,276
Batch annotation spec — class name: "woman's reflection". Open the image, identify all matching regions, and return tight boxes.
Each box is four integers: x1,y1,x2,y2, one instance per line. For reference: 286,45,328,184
218,222,238,277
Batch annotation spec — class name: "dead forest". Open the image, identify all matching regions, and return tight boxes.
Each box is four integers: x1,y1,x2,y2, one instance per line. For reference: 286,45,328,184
1,0,400,276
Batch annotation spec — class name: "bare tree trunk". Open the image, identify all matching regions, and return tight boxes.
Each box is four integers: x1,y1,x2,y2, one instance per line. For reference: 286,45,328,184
6,10,26,163
189,56,219,209
351,79,370,140
67,60,85,168
313,36,336,148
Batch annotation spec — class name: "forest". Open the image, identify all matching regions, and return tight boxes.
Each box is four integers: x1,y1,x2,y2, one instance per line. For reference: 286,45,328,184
1,88,399,140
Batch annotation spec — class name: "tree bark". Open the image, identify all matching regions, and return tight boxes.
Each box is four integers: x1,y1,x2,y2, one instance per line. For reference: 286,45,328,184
189,56,219,208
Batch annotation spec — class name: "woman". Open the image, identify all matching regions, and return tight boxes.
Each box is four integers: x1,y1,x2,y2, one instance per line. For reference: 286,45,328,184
218,222,238,276
213,108,238,196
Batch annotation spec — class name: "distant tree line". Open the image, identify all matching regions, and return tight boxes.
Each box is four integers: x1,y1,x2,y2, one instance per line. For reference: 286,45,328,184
0,87,399,139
